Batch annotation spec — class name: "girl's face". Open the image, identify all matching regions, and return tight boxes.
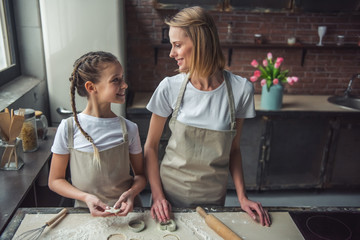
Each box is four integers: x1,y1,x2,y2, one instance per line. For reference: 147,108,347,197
95,61,127,104
169,26,193,72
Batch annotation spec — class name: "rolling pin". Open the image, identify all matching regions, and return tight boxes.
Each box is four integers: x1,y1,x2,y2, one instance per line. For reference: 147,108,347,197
196,206,243,240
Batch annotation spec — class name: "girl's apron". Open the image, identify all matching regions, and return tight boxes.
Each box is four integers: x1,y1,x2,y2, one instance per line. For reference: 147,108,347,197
67,116,140,208
160,71,237,207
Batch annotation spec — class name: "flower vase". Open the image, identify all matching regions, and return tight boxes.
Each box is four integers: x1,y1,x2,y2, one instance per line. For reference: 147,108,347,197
260,84,283,110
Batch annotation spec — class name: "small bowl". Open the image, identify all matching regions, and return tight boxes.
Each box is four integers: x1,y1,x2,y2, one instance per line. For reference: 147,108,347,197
128,219,145,233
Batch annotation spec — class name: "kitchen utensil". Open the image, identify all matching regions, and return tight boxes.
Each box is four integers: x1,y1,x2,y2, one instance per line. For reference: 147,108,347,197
1,109,25,168
0,109,11,141
196,206,243,240
15,208,68,240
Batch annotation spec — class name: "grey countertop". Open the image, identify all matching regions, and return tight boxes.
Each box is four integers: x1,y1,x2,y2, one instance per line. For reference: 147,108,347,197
127,92,360,115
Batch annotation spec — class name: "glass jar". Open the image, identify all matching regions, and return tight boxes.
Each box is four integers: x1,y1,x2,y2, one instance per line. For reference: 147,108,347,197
254,34,263,44
35,111,48,140
336,35,344,46
18,109,38,152
0,138,24,170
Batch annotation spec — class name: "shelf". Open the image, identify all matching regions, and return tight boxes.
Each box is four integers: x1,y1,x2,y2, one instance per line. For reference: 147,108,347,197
153,43,359,66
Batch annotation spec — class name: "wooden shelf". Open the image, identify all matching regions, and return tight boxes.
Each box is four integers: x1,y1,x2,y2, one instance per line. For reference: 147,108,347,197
153,43,359,66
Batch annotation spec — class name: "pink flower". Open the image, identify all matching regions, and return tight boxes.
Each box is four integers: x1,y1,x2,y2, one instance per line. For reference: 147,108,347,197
276,57,284,64
267,52,273,60
274,62,281,69
287,77,294,85
250,76,258,82
251,60,259,68
260,79,267,86
273,78,279,85
262,59,268,67
254,70,261,77
291,76,299,82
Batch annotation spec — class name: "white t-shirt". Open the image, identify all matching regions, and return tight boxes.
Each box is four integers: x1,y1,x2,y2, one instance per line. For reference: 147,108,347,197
51,113,142,155
146,70,256,131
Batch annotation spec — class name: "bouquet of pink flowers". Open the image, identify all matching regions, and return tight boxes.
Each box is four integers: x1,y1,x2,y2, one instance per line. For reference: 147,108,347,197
250,52,298,91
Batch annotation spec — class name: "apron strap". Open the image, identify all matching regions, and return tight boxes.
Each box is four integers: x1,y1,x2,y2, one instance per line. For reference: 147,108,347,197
171,73,190,124
223,71,237,131
67,117,74,148
119,116,128,142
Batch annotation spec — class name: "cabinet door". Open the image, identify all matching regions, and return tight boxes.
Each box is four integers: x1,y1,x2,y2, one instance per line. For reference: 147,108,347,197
326,118,360,187
261,116,330,190
226,116,265,190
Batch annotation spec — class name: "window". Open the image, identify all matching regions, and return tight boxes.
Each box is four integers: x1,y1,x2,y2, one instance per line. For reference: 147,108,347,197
0,0,20,87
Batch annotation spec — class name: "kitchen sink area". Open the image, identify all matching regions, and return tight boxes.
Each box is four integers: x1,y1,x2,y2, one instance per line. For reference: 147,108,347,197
328,73,360,111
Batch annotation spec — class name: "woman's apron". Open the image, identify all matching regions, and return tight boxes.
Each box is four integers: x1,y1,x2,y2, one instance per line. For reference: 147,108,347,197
160,71,237,207
67,116,140,208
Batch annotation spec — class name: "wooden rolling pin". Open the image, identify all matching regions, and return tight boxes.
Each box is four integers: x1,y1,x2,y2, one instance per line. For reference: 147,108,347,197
196,206,243,240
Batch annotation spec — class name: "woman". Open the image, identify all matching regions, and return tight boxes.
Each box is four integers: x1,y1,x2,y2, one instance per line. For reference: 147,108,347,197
144,6,270,226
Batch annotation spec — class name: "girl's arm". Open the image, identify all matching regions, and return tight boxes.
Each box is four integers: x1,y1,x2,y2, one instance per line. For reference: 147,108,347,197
113,152,147,216
48,153,111,217
229,118,271,227
144,113,171,222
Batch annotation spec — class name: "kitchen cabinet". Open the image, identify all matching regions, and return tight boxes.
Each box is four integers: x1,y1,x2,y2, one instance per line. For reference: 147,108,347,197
325,117,360,188
127,93,360,191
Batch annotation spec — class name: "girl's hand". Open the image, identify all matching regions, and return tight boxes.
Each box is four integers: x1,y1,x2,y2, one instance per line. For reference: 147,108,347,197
240,198,271,227
151,197,172,222
84,194,112,217
113,189,135,217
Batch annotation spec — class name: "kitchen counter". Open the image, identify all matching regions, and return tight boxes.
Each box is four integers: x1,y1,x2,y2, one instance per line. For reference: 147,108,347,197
127,92,360,115
0,128,55,234
1,207,360,240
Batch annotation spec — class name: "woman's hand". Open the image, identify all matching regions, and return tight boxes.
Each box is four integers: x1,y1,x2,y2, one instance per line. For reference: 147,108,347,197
112,189,135,217
151,197,172,222
240,198,271,227
84,194,111,217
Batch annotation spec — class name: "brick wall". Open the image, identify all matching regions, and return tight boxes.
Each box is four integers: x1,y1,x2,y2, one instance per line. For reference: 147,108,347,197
125,1,360,95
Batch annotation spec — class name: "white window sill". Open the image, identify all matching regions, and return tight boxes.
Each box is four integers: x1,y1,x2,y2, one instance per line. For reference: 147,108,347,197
0,76,41,111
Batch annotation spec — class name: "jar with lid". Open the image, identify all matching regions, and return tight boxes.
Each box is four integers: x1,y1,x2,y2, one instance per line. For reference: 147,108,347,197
35,111,48,140
16,109,38,152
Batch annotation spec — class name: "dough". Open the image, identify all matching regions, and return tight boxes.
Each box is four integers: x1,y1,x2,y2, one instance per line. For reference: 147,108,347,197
105,207,122,214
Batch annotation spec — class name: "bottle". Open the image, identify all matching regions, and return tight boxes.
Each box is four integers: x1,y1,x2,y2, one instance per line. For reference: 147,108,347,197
19,109,38,152
35,111,48,140
226,22,233,43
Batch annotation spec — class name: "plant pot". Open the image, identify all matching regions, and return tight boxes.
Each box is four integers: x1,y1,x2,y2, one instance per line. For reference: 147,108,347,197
260,84,283,110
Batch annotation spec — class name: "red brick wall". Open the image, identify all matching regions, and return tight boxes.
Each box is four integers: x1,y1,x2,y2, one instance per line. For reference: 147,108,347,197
125,1,360,95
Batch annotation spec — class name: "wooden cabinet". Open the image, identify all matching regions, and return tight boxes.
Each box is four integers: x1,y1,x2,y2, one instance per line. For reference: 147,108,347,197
127,101,360,191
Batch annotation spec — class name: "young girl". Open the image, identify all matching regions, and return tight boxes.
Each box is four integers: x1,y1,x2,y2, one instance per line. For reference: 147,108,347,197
49,51,146,217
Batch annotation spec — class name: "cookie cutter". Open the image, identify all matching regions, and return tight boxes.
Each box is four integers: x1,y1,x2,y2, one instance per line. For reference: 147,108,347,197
159,219,177,232
128,219,146,233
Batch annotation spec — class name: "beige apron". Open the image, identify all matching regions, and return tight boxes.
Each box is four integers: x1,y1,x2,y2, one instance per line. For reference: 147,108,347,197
160,71,237,207
67,116,140,208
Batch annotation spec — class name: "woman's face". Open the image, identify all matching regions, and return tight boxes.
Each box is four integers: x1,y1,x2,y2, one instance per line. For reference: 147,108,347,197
169,26,193,72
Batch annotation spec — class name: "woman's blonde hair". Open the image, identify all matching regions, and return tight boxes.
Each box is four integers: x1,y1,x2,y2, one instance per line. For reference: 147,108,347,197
165,6,225,78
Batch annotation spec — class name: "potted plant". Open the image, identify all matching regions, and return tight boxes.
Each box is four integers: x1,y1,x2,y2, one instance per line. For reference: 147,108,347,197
250,52,299,110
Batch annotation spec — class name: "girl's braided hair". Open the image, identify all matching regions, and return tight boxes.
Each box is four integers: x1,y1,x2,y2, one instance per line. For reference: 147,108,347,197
69,51,119,166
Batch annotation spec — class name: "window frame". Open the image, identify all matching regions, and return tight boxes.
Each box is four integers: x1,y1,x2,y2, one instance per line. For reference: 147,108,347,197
0,0,20,87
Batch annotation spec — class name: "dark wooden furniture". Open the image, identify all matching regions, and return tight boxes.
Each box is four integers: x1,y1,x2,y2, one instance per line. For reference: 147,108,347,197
0,128,55,234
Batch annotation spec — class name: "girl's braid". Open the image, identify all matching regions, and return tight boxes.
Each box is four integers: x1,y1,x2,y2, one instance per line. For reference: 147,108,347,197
68,51,118,166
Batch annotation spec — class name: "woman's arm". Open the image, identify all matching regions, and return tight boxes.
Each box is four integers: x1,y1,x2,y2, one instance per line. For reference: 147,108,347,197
229,118,271,227
144,113,171,222
48,153,111,216
113,152,147,216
